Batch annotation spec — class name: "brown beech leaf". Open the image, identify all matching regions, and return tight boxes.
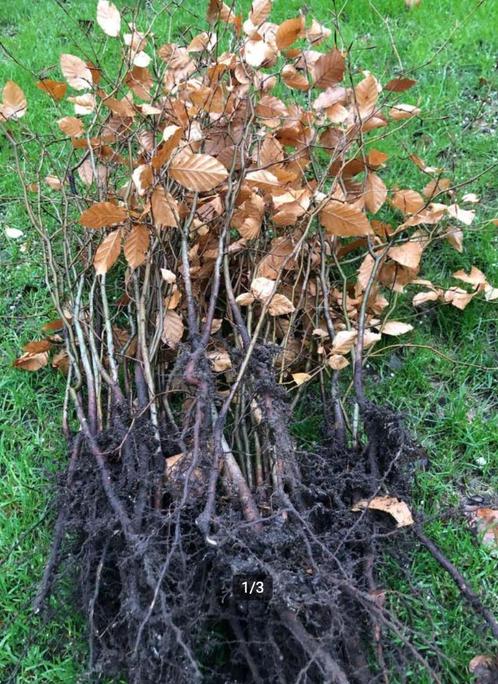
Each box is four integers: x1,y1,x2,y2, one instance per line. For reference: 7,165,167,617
466,508,498,554
268,294,295,316
80,202,128,229
388,231,428,270
36,79,67,101
207,350,232,372
311,48,345,89
389,104,420,120
367,149,389,167
320,200,373,237
391,189,424,214
236,292,255,306
169,151,228,192
13,351,49,372
94,229,122,275
60,54,93,90
331,330,357,354
67,93,96,115
385,77,417,92
281,65,309,91
412,290,439,306
452,266,487,287
328,354,350,370
57,116,84,138
447,203,475,226
23,340,52,353
275,16,305,50
443,287,474,310
124,224,149,270
245,169,281,190
52,349,69,374
469,655,498,684
291,372,312,386
249,0,272,25
355,73,379,114
161,310,184,348
364,173,387,213
352,496,414,527
232,193,264,239
1,81,27,120
151,187,178,228
96,0,121,37
379,321,413,336
306,18,331,45
132,164,153,196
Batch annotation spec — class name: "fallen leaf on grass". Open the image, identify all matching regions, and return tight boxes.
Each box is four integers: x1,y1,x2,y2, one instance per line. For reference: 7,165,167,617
352,496,414,527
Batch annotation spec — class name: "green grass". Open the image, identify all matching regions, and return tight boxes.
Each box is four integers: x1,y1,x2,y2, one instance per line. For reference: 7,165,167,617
0,0,497,681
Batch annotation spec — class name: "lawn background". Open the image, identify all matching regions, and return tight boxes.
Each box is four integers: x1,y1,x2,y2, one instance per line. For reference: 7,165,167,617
0,0,497,681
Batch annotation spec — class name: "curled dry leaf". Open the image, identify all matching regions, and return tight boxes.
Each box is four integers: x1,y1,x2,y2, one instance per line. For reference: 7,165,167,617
379,321,413,336
94,229,122,275
385,77,417,92
23,340,52,353
161,310,184,348
249,0,272,26
275,16,305,50
352,496,414,527
207,350,232,372
124,224,149,270
251,276,275,301
292,372,312,386
1,81,27,120
328,354,349,370
13,351,49,372
36,79,67,101
169,151,228,192
331,330,357,354
96,0,121,37
389,104,420,120
60,54,93,90
80,202,128,229
161,268,176,284
268,294,295,316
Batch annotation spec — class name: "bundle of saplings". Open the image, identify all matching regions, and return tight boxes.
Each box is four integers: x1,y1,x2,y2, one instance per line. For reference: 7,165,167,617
3,0,497,681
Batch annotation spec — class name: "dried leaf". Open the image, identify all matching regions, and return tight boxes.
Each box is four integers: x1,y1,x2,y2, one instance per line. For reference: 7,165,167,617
235,292,255,306
169,151,228,192
13,351,49,372
352,496,414,527
23,340,52,353
124,224,149,270
452,266,486,287
96,0,121,37
249,0,272,25
1,81,27,120
391,189,424,214
275,16,305,50
161,310,184,348
328,354,349,370
311,48,345,89
161,268,176,284
292,372,312,385
355,73,379,114
57,116,84,138
447,204,475,226
331,330,357,354
207,350,232,372
412,290,439,306
364,173,387,213
132,164,153,196
389,104,420,120
80,202,128,229
151,187,178,228
320,200,373,237
268,293,295,316
388,231,427,270
36,79,67,101
251,276,275,301
385,77,417,92
60,54,93,90
379,321,413,336
94,229,121,275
